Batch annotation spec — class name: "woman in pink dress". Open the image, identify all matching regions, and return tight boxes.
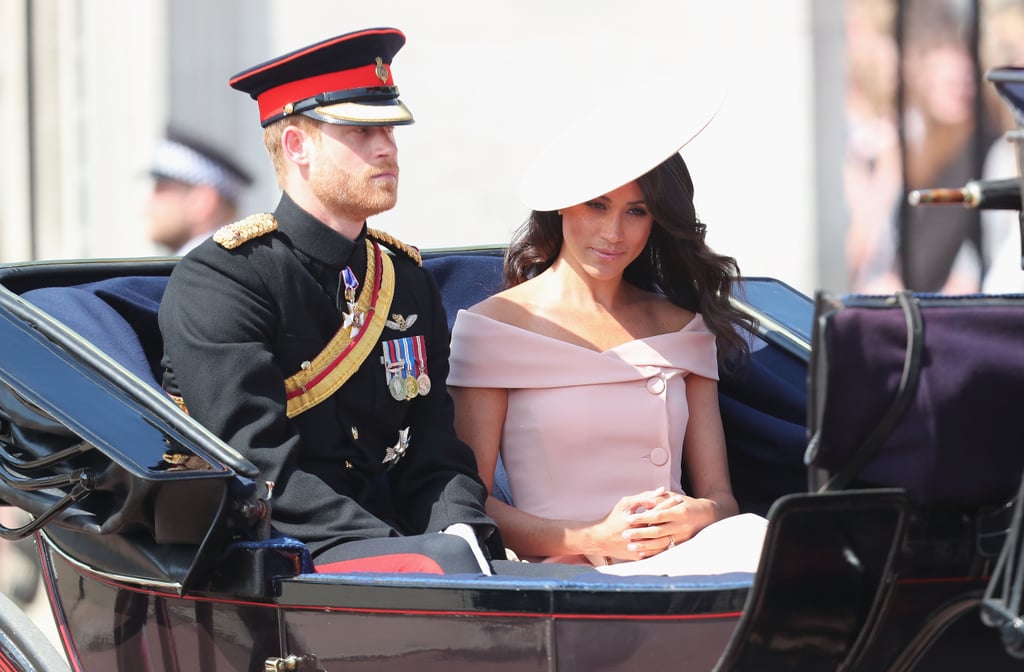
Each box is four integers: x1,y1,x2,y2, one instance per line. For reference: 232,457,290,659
448,96,765,572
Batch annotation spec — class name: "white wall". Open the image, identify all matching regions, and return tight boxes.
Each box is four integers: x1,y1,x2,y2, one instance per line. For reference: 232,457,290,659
2,1,827,295
0,0,166,261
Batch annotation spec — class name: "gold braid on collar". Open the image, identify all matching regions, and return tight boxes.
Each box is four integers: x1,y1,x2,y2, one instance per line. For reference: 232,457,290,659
368,228,422,266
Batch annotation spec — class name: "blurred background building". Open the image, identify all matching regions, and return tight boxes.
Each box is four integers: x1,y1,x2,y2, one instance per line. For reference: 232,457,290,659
0,0,1020,292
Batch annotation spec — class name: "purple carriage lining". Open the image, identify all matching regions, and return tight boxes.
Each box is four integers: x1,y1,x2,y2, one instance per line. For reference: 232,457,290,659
809,293,1024,508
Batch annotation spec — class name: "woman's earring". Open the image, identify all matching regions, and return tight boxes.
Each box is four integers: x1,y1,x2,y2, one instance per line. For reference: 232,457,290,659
556,210,562,215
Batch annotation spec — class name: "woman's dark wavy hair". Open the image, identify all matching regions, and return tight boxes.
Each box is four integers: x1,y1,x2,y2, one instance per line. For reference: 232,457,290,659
504,153,756,364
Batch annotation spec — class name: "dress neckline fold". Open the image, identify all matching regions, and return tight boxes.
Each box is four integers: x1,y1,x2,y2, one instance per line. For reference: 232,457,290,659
456,309,708,356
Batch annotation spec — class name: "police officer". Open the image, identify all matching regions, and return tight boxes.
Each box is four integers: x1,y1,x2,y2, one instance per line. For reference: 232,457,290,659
158,28,501,573
147,127,254,256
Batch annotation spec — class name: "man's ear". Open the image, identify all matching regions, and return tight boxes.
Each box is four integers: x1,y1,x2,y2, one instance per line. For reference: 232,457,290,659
281,125,313,166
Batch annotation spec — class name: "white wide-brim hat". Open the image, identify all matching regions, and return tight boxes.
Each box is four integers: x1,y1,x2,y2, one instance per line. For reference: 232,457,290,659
519,80,726,213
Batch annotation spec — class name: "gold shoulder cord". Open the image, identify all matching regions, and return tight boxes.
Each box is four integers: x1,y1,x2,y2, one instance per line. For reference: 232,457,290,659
213,213,278,249
368,227,422,266
283,239,395,417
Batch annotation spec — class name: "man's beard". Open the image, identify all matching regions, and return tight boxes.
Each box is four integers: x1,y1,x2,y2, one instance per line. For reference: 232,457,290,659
310,160,399,222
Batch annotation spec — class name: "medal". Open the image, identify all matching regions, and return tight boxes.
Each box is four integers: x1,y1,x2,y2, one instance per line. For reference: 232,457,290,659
405,375,419,399
389,374,407,400
400,338,418,400
339,267,365,337
412,335,431,397
382,339,407,400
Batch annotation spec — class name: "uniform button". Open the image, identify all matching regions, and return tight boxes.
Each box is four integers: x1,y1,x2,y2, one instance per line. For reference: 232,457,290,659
351,426,359,440
649,447,669,466
646,375,666,394
300,360,311,370
344,460,354,469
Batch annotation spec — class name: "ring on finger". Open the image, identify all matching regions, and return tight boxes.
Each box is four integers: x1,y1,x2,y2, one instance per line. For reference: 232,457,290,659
668,536,675,549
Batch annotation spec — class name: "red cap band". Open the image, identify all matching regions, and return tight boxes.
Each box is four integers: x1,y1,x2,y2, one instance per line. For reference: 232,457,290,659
257,63,393,123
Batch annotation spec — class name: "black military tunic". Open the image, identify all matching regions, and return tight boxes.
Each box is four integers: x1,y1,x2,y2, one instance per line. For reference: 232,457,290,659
159,193,499,558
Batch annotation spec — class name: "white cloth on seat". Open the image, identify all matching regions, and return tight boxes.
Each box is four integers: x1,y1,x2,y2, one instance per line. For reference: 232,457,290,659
594,513,768,577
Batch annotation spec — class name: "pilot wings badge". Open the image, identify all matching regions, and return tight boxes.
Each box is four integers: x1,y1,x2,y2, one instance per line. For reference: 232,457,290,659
386,313,418,331
382,427,411,469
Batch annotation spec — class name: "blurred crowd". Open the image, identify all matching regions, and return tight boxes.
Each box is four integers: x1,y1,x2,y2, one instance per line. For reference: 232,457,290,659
844,0,1024,294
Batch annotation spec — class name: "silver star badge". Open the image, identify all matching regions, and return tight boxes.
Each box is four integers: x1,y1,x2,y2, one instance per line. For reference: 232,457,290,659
382,427,411,469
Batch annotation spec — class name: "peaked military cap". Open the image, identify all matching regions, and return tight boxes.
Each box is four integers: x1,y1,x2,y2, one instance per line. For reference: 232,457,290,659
229,27,414,128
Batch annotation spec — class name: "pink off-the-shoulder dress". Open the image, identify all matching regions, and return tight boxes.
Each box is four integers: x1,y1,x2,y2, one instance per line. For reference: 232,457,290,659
448,309,733,567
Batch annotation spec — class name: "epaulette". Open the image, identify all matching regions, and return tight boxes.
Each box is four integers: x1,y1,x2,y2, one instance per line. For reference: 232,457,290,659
368,227,422,266
213,213,279,249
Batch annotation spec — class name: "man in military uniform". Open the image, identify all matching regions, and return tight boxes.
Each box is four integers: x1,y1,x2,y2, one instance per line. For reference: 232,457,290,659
158,28,501,573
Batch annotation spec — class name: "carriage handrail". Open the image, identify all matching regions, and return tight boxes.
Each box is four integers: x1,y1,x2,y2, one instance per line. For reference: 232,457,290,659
0,464,94,540
0,438,93,471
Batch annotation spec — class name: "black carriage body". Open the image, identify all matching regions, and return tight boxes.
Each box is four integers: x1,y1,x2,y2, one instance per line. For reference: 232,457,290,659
0,233,1023,669
42,546,745,671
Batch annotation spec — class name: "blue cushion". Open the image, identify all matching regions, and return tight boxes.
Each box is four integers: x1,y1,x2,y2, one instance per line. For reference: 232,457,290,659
422,254,515,503
23,276,168,389
422,254,504,331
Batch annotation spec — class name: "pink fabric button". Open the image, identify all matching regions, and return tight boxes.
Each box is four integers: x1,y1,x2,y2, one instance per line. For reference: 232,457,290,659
646,375,666,394
649,447,669,466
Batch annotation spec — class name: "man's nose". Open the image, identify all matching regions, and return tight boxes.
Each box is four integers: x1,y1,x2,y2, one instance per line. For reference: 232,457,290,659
373,128,398,156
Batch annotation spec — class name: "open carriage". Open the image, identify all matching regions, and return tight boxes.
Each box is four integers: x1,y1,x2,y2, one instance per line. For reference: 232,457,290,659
1,67,1024,671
